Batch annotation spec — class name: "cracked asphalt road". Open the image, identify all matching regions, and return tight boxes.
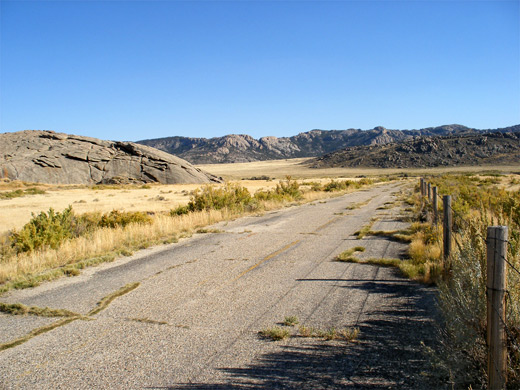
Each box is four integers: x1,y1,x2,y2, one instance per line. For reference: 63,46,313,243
0,182,443,389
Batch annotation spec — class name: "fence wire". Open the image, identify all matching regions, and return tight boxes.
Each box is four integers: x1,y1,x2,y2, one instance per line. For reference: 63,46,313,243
421,179,520,384
432,187,520,281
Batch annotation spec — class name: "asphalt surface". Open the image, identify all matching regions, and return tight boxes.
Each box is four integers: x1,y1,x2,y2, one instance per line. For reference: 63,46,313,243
0,182,443,389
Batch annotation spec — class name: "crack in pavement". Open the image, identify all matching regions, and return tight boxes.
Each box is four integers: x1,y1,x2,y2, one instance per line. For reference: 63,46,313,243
0,282,140,352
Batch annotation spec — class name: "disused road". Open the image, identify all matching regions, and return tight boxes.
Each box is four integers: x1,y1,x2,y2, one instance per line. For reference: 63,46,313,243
0,182,441,389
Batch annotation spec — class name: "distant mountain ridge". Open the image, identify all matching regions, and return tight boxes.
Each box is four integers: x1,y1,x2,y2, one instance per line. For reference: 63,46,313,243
307,131,520,169
137,124,520,164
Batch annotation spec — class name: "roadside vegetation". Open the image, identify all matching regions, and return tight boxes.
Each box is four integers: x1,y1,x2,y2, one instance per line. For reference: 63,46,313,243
334,173,519,388
403,174,519,389
0,177,378,295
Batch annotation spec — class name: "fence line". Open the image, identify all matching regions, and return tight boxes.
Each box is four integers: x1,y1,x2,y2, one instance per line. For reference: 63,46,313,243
419,178,519,390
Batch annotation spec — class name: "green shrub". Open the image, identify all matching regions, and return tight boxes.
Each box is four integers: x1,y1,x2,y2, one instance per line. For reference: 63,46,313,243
170,205,190,216
187,183,255,212
323,179,370,192
254,177,302,202
0,189,24,199
274,177,302,199
323,180,347,192
307,181,323,191
11,207,76,253
358,178,373,186
10,207,153,254
98,210,152,228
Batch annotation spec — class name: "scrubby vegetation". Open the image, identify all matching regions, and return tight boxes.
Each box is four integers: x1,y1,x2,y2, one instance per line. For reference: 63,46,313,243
171,182,256,215
408,174,520,389
322,178,372,192
0,177,376,294
171,177,313,216
9,207,152,254
0,187,46,199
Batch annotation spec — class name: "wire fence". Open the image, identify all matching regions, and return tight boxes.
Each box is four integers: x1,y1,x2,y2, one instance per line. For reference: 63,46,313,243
420,178,520,388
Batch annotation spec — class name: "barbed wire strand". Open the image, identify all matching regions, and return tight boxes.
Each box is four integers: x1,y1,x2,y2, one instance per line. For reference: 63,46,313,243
424,184,520,280
421,184,520,331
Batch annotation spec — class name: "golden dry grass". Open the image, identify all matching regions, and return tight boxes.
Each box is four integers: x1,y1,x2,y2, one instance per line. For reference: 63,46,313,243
196,158,520,180
0,176,383,292
0,209,232,287
0,182,282,234
0,175,375,235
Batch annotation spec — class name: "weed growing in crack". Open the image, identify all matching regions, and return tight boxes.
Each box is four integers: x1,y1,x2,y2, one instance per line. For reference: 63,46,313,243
282,316,299,326
259,326,290,341
336,247,366,262
261,317,360,342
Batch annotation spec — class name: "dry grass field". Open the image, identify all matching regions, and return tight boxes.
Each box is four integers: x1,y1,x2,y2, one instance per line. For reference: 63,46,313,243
0,171,379,292
0,181,284,234
197,157,520,180
1,159,519,234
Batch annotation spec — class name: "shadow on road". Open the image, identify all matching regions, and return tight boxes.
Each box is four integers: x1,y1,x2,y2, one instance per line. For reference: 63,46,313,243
150,268,446,390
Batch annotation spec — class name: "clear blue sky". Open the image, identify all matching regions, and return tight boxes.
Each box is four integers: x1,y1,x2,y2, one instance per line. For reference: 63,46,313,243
1,0,519,142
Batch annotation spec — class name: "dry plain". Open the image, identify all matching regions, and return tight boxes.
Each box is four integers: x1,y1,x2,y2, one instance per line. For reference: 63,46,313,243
1,158,518,234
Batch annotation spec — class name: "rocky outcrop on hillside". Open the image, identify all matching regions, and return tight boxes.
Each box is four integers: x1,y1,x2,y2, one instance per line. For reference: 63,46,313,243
308,132,520,169
137,124,520,164
0,130,222,185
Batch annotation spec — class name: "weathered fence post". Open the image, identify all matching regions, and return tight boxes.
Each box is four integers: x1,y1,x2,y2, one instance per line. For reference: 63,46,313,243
427,183,431,201
487,226,508,390
420,178,425,196
443,195,452,264
432,186,438,225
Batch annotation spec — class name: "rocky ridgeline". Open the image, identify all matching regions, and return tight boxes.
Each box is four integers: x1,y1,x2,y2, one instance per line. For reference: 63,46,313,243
0,130,222,185
137,124,520,164
308,132,520,169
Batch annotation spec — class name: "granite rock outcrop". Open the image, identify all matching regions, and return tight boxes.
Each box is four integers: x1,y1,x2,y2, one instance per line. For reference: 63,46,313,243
0,130,222,184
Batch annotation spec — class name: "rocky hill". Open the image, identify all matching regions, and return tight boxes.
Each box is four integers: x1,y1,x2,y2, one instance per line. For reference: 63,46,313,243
137,124,520,164
307,132,520,169
0,130,221,185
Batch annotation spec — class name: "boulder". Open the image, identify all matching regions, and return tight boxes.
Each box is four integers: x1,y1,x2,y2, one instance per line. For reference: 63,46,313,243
0,130,222,185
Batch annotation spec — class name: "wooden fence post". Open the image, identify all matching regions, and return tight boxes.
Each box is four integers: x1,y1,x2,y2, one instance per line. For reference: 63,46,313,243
420,178,425,196
443,195,452,264
427,183,432,201
486,226,508,390
432,187,438,225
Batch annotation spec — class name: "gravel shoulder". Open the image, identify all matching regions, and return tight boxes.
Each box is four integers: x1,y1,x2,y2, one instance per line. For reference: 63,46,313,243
0,182,445,389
